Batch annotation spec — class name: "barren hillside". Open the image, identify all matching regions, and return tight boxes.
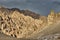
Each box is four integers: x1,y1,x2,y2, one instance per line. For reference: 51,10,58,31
0,7,60,40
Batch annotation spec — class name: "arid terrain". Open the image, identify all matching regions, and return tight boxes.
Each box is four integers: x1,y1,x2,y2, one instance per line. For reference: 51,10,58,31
0,7,60,40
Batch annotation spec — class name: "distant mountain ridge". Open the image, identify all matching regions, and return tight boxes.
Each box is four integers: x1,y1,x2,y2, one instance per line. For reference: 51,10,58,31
0,7,40,19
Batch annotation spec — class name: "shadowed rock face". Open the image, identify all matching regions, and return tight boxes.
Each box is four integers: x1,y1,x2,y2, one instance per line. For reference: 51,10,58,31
11,8,40,19
0,7,40,19
20,10,40,19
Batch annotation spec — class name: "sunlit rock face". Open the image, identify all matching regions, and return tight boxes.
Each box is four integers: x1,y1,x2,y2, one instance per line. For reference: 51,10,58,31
47,10,60,25
47,10,56,25
0,7,45,38
0,7,60,38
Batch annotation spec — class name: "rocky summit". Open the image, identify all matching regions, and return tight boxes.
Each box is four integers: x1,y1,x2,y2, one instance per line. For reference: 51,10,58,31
0,7,60,39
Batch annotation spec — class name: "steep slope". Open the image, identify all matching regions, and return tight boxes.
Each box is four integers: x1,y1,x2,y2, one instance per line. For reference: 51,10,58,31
0,7,60,39
0,7,47,38
25,10,60,39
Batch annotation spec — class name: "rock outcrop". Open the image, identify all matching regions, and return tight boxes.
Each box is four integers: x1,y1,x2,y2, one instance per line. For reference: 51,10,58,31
0,7,60,38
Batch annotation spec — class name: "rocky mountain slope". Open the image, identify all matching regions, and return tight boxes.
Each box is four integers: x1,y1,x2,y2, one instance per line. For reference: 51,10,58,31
0,7,60,39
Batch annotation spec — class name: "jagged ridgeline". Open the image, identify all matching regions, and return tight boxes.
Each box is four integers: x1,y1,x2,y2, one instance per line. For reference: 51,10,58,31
0,7,60,38
0,7,40,19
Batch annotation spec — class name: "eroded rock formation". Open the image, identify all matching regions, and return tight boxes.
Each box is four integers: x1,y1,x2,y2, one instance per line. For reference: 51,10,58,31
0,7,60,38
